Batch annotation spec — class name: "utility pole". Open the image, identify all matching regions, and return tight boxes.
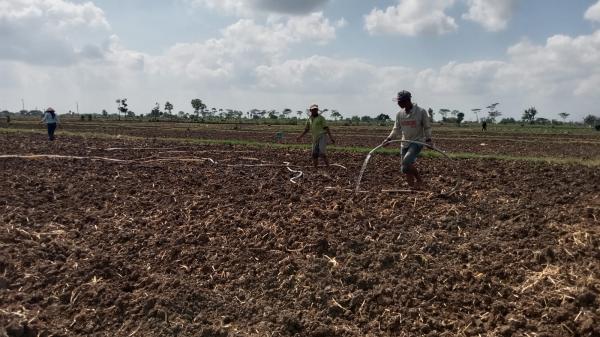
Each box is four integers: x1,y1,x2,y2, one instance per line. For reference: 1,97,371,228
76,102,79,115
21,98,25,111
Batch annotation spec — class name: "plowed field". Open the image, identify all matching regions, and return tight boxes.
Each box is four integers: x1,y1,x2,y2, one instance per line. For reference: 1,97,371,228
1,132,599,337
5,120,600,159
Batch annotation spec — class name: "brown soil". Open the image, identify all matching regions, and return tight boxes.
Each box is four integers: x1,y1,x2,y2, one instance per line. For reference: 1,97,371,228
1,132,599,336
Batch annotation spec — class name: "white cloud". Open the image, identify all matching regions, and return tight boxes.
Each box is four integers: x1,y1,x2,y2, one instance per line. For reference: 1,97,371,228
255,56,378,93
186,0,330,16
409,30,600,116
415,60,506,95
268,13,346,45
365,0,520,35
585,0,600,22
364,0,458,36
0,0,109,29
256,30,600,119
0,0,110,65
501,32,600,96
462,0,518,31
185,0,246,16
3,1,599,121
146,13,342,85
6,29,600,119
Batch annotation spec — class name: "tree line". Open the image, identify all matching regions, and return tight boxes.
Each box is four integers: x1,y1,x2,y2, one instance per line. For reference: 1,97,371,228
2,98,598,128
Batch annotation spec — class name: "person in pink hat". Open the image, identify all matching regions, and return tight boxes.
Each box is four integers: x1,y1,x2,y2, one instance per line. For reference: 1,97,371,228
41,107,60,141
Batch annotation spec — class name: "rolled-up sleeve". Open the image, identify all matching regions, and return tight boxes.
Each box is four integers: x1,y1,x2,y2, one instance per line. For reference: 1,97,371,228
423,109,432,139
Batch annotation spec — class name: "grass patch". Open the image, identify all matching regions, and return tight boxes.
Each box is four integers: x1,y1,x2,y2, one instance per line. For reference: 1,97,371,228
2,127,599,167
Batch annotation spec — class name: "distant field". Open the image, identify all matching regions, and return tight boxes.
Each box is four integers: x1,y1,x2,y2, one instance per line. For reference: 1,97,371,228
4,118,600,163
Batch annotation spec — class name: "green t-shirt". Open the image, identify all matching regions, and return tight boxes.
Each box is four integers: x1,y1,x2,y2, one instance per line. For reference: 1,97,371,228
305,115,327,143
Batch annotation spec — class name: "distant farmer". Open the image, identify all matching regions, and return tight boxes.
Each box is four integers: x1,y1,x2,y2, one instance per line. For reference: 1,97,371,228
383,90,432,189
297,104,335,168
275,131,284,143
41,107,59,141
482,120,487,131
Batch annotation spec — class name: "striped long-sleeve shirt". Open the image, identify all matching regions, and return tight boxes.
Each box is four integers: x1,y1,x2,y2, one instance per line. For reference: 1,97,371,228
387,104,432,147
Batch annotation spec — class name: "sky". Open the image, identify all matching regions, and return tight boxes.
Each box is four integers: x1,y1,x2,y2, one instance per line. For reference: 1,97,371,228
2,0,600,121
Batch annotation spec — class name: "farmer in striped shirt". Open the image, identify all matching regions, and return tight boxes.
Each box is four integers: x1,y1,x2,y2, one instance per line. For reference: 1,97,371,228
384,91,433,189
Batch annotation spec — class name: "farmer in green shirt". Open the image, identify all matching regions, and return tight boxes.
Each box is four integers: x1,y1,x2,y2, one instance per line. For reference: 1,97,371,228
297,104,335,168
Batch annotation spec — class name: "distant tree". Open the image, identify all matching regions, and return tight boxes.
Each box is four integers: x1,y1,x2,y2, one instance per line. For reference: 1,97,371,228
486,103,501,123
150,103,161,118
375,113,391,121
439,108,450,119
330,110,342,121
456,112,465,125
486,103,499,111
102,109,108,117
558,112,569,121
428,108,434,122
191,99,206,118
116,98,128,119
281,108,292,119
350,115,361,125
451,110,459,117
164,101,173,115
296,110,304,118
535,117,550,125
487,110,502,123
471,108,481,122
522,107,538,124
583,114,598,126
499,117,517,124
267,110,278,119
361,115,372,123
127,111,135,117
248,109,260,119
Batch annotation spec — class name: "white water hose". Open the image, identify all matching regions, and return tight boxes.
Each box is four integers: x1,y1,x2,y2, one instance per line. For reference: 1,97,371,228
0,154,346,185
354,140,458,194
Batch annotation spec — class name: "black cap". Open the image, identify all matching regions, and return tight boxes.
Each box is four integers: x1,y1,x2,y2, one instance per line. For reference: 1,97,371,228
395,90,412,102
